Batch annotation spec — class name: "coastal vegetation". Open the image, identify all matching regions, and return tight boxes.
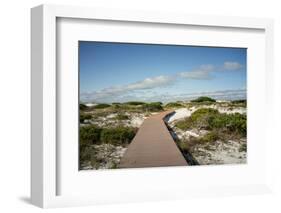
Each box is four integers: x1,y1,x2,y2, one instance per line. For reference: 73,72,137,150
79,97,247,169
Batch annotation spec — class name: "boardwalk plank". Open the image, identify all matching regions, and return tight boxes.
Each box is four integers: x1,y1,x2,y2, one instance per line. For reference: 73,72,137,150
119,111,188,168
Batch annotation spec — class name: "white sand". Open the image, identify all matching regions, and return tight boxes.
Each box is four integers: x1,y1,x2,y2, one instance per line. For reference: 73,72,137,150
85,103,97,107
165,108,192,123
130,114,146,127
217,107,246,114
182,130,200,138
193,139,247,165
106,113,117,119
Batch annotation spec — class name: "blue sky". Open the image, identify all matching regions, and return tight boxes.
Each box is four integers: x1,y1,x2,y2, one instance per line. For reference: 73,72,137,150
79,41,246,103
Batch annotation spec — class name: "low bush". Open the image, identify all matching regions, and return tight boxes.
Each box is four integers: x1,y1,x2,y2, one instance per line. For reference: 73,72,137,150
239,143,247,152
79,145,94,164
115,114,129,120
80,113,92,123
208,113,246,136
165,102,183,108
231,99,246,104
190,108,219,121
79,125,137,147
142,102,163,112
191,96,216,103
80,125,102,147
79,125,137,169
175,108,246,137
200,131,220,143
230,99,247,107
100,126,137,146
93,103,111,109
174,119,193,130
178,140,189,153
177,132,220,153
124,101,146,106
79,103,88,110
175,108,219,130
153,101,163,105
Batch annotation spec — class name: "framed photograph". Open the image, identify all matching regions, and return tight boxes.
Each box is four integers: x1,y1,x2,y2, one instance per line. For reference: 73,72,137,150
31,4,274,208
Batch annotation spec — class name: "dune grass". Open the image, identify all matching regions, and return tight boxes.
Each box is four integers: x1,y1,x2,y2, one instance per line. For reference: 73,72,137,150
175,108,246,137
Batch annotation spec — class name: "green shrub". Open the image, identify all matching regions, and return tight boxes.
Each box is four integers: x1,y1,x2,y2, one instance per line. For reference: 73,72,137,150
239,143,247,152
142,102,163,112
93,103,111,109
100,126,136,146
80,125,102,147
190,108,219,120
200,131,220,143
208,113,246,136
79,125,137,168
112,104,121,109
153,101,163,105
175,108,219,130
91,111,112,119
178,140,189,153
124,101,146,106
80,113,92,123
175,119,193,130
177,131,220,148
115,114,129,120
79,103,88,110
165,102,183,108
231,99,246,104
80,125,136,147
79,145,94,163
191,96,216,103
175,108,246,137
230,99,247,107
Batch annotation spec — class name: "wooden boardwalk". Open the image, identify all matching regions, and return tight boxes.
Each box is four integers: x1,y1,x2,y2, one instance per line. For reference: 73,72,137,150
119,111,188,168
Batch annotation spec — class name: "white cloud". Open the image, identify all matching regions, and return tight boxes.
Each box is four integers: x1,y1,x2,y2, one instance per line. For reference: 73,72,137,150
179,70,211,79
82,88,246,103
126,75,175,90
178,62,243,80
178,65,214,80
81,75,175,102
223,61,243,70
198,64,214,72
81,61,245,103
138,89,246,103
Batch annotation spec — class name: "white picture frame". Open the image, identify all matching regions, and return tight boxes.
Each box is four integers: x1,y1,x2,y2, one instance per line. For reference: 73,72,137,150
31,4,274,208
